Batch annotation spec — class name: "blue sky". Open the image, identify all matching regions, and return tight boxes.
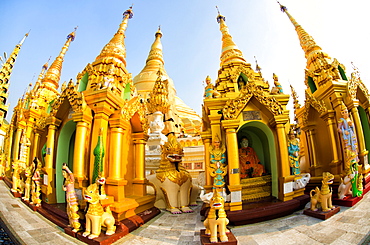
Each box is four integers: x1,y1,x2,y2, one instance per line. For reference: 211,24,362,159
1,0,369,121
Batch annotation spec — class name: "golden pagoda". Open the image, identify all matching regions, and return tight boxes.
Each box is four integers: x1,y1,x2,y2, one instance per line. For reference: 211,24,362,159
279,2,370,183
202,8,295,216
4,7,158,223
133,27,202,137
133,27,204,177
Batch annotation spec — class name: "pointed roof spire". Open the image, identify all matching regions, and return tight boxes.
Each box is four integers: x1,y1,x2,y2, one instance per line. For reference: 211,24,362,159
0,32,29,121
147,26,164,64
216,6,246,65
42,27,76,92
32,58,50,94
0,32,29,85
95,6,134,66
133,26,176,98
277,1,322,59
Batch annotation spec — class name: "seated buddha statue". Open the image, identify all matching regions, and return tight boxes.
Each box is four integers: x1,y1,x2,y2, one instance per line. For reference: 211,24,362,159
239,137,266,178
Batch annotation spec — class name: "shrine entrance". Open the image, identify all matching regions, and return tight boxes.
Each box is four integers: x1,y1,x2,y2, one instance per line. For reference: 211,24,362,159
55,120,76,203
237,121,278,200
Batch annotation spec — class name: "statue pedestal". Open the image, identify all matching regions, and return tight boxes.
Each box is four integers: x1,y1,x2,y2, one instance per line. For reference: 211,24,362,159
76,223,129,245
20,199,40,211
200,229,238,245
303,206,340,220
11,191,22,198
333,196,363,207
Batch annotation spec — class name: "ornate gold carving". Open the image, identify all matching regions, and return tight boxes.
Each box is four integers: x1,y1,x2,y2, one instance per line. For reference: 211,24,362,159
300,91,328,127
222,81,283,119
147,69,169,114
50,79,86,116
348,64,370,101
121,97,149,133
155,134,191,186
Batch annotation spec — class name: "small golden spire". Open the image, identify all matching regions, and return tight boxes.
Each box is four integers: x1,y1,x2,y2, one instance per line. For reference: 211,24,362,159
95,6,134,65
216,6,246,65
254,56,262,73
42,28,76,92
147,26,164,64
277,1,321,59
290,84,301,123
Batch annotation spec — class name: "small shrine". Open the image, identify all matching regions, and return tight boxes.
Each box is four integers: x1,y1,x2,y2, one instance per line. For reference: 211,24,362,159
201,8,305,223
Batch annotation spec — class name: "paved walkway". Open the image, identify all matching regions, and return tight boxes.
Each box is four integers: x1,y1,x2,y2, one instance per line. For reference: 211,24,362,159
0,181,369,244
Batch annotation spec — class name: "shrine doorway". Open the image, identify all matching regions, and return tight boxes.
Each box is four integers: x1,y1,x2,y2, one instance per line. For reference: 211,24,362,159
55,120,76,203
237,121,278,197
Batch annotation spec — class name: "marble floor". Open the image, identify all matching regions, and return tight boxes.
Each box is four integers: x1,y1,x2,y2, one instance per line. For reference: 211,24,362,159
0,181,369,245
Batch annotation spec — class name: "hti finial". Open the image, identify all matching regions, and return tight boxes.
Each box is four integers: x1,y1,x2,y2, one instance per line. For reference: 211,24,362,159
216,6,225,23
67,26,78,41
123,5,134,19
277,1,287,12
254,56,261,72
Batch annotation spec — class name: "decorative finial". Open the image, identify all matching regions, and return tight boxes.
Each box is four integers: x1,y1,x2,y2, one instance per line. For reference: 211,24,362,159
277,1,287,12
155,25,163,38
216,6,225,23
67,26,78,41
43,56,51,70
254,56,261,73
123,6,134,19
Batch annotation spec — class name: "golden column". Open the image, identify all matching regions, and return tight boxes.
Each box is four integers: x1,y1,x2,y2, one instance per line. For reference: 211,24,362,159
31,129,43,163
5,125,14,176
209,114,222,141
306,126,320,174
348,101,369,165
12,123,25,162
72,112,92,188
273,116,291,201
201,132,212,191
84,89,117,182
222,119,242,211
43,116,61,204
321,111,341,174
106,114,129,202
132,132,149,196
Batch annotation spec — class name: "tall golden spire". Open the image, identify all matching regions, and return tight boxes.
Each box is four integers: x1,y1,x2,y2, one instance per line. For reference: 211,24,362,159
42,28,76,93
95,6,134,66
277,2,322,60
278,2,342,89
216,6,246,65
0,32,28,121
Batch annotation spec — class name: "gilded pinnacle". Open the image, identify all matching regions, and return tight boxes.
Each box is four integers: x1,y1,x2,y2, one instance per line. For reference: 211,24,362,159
42,28,76,92
278,2,322,59
216,9,245,65
95,7,134,65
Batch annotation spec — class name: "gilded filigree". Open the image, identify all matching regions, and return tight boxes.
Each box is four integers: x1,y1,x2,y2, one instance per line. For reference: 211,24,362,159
222,81,283,119
50,79,86,116
121,97,149,133
229,65,254,84
147,69,170,114
155,134,190,186
300,91,328,126
35,116,47,131
348,64,370,102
